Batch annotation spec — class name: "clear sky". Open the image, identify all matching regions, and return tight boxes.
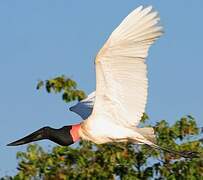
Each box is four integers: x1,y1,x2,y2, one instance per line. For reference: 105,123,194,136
0,0,203,176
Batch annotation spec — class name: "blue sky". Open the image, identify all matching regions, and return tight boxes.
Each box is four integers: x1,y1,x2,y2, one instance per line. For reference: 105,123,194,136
0,0,203,176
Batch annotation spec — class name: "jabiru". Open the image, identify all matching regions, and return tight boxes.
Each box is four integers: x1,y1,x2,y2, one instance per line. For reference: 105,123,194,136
8,6,197,158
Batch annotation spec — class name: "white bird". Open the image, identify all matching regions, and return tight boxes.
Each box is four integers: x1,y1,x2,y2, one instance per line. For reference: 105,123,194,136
74,5,162,147
8,6,168,153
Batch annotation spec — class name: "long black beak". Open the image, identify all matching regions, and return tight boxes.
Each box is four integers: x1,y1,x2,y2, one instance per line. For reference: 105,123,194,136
7,126,74,146
7,127,50,146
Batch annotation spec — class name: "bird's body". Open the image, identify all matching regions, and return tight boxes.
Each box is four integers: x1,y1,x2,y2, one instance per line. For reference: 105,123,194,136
78,113,154,146
8,6,161,150
80,118,138,144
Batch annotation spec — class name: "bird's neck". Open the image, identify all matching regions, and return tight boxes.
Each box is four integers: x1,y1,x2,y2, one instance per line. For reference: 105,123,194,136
70,123,81,142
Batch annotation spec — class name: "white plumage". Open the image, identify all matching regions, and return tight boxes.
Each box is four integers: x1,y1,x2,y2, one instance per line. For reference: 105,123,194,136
70,6,163,146
70,91,95,119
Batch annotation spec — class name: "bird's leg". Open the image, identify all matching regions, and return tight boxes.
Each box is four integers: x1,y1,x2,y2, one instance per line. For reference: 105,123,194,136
148,144,200,159
128,137,200,159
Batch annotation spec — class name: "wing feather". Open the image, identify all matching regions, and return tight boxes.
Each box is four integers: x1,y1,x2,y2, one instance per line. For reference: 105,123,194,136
69,92,95,119
89,6,163,127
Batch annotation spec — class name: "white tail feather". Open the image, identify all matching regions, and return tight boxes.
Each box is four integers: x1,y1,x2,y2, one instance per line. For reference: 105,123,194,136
136,127,156,143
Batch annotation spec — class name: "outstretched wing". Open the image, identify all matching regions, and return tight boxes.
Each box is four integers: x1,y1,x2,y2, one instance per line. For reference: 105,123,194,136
90,6,163,127
69,91,95,119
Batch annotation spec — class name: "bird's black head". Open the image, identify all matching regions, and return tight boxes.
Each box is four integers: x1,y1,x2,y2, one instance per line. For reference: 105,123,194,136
7,126,75,146
47,126,74,146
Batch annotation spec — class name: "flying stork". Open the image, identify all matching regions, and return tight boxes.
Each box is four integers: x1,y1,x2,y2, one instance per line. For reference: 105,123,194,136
8,6,195,157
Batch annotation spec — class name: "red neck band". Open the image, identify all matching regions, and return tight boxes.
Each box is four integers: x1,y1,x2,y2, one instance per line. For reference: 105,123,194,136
70,124,81,142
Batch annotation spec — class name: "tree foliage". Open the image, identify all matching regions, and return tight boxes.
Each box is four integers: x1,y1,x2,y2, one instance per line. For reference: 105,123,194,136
36,76,86,102
2,76,203,180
